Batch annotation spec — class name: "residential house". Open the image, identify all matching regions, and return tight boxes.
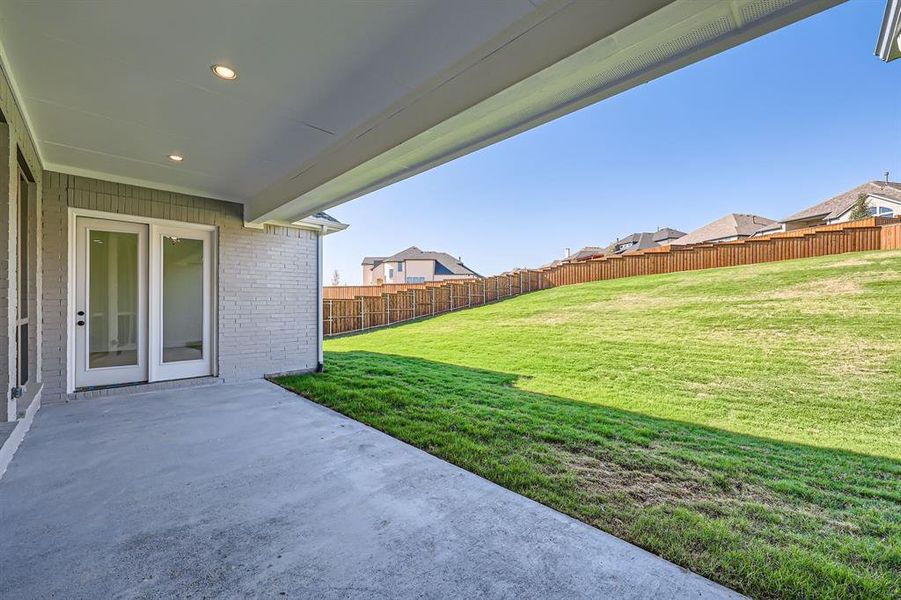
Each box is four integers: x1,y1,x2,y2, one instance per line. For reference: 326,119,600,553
756,181,901,235
362,247,480,285
612,227,686,254
672,214,776,245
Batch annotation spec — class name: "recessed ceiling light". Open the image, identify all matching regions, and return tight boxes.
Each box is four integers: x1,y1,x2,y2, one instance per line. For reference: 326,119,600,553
211,64,238,80
168,153,184,162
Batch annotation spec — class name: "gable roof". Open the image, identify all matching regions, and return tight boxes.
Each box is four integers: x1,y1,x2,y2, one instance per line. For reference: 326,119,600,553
614,231,658,254
312,212,342,224
783,181,901,223
362,246,480,277
672,214,775,245
652,227,686,242
610,226,684,254
566,246,606,261
295,211,347,234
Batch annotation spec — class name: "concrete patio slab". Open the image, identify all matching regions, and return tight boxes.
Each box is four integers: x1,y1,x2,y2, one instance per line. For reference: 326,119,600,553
0,380,742,599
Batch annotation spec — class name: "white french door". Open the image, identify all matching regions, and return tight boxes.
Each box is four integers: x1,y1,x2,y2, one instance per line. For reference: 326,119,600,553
74,216,213,389
75,218,148,387
149,226,213,381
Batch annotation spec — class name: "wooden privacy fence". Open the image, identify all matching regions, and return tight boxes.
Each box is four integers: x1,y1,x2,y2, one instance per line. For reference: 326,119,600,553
882,222,901,250
324,217,901,336
323,279,475,300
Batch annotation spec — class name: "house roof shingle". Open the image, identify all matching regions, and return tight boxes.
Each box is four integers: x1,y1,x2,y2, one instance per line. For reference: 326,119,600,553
672,214,775,245
652,227,686,242
614,231,658,254
782,180,901,223
312,211,342,224
566,246,606,261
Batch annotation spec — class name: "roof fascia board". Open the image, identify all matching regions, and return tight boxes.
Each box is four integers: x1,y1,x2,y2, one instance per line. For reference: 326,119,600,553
783,211,830,223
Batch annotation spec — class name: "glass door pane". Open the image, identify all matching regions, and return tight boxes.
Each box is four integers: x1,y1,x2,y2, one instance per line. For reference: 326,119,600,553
162,236,204,363
88,230,140,368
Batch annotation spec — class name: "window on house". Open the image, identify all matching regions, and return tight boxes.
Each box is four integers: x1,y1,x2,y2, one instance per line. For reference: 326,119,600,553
387,268,394,278
407,276,425,283
397,262,403,272
867,207,878,216
878,206,894,217
434,262,453,275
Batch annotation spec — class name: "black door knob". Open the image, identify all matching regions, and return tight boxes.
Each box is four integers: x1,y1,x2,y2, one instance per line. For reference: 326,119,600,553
77,310,85,316
77,320,85,326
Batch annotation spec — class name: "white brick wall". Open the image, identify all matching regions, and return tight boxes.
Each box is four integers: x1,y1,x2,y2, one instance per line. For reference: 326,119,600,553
41,172,320,404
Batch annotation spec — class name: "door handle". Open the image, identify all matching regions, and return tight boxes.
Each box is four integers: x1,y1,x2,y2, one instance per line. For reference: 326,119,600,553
77,320,85,327
77,310,85,316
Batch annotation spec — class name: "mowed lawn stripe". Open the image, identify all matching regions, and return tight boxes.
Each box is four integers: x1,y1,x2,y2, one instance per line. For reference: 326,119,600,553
277,250,901,600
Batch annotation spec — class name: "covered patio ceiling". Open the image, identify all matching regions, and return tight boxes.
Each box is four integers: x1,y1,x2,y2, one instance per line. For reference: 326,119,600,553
0,0,843,226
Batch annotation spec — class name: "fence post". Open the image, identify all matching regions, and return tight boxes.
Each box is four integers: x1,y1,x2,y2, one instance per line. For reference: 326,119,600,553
468,282,472,307
360,297,365,331
431,288,435,315
329,299,333,336
386,294,391,324
412,290,416,319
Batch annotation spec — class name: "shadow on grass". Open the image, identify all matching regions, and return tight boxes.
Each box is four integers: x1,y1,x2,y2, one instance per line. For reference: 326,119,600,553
274,351,899,600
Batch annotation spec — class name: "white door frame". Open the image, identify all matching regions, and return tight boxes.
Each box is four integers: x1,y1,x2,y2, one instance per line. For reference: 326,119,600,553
74,218,149,388
149,224,214,382
67,208,217,393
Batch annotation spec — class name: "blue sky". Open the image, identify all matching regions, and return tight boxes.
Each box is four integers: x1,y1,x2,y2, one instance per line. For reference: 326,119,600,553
324,0,901,284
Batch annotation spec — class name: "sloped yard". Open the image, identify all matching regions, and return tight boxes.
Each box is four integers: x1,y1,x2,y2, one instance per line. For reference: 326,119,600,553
277,250,901,600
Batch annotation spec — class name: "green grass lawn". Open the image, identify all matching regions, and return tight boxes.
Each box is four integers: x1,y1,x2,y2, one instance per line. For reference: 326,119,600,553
276,250,901,599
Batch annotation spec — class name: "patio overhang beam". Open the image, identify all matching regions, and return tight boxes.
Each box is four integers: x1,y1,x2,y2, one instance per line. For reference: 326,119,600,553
876,0,901,61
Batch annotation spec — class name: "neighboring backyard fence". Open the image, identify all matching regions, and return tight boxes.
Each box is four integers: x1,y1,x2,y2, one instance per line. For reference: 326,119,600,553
324,217,901,336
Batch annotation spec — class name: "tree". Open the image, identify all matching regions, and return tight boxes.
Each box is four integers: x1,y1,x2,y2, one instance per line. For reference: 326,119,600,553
847,193,871,221
330,269,341,286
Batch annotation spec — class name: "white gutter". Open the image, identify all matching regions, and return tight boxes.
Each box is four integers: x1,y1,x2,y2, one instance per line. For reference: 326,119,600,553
316,225,325,372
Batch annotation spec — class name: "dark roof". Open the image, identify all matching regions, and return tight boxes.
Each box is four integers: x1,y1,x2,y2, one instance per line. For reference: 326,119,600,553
362,246,480,277
312,211,342,224
566,246,606,261
614,231,658,254
783,181,901,223
672,214,775,245
652,227,686,243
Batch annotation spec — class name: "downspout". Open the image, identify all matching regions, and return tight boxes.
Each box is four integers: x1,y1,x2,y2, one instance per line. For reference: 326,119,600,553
316,225,325,372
